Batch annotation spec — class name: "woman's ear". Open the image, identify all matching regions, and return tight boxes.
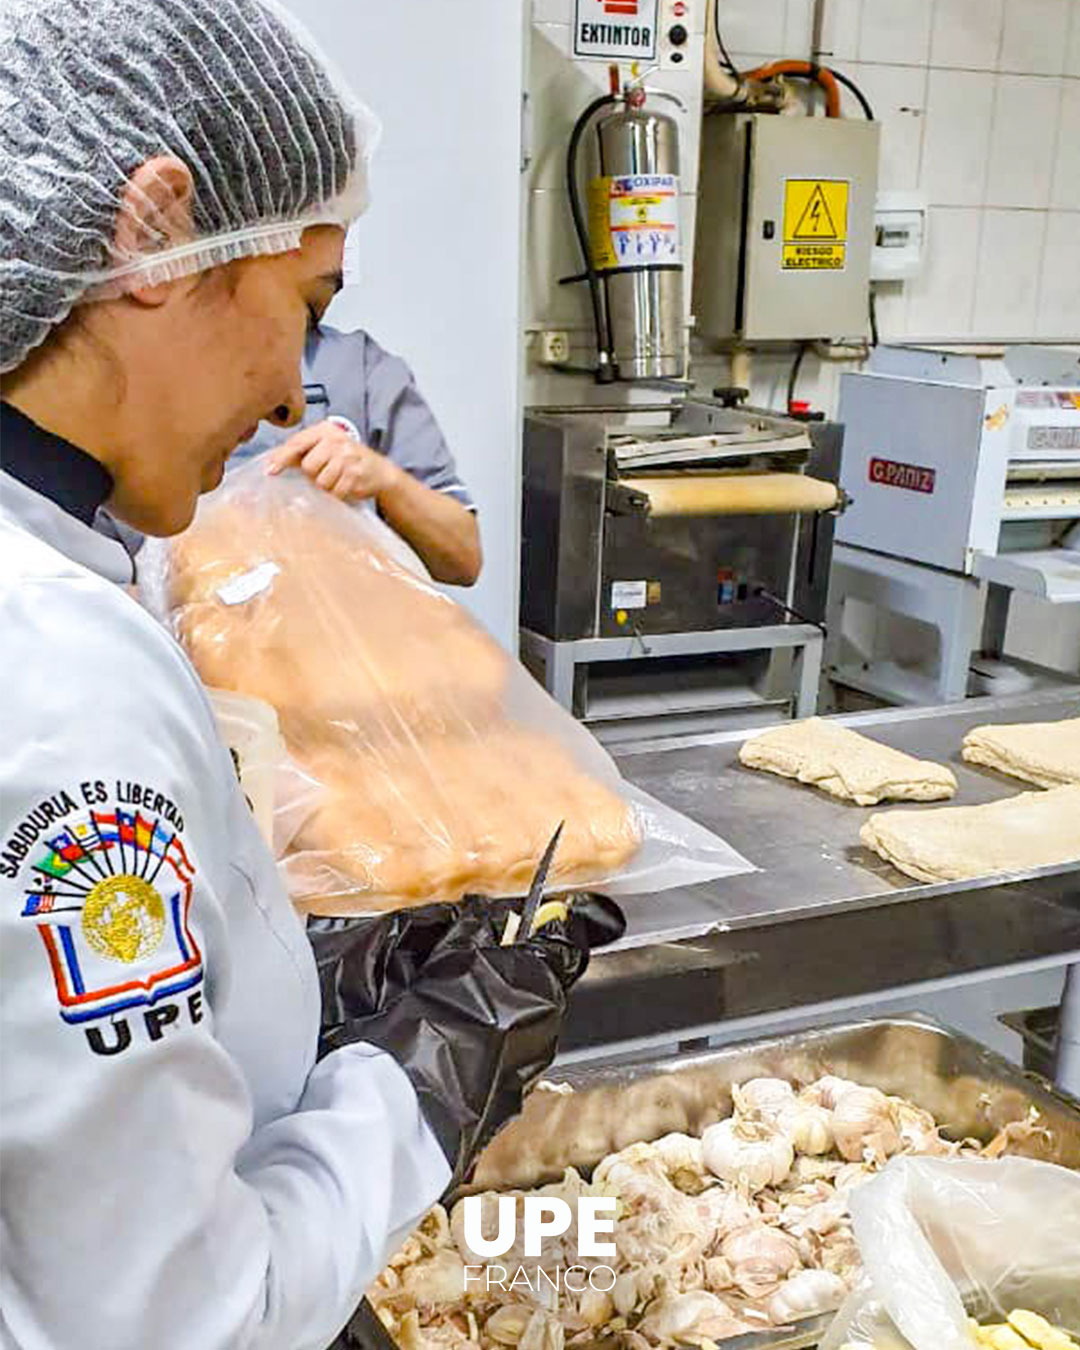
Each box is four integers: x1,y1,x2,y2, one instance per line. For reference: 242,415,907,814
114,156,195,306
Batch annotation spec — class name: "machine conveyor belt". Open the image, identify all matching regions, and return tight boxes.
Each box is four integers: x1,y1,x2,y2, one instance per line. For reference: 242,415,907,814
605,688,1080,950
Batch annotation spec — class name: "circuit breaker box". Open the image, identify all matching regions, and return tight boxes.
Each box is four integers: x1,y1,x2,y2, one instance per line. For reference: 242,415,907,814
694,114,880,342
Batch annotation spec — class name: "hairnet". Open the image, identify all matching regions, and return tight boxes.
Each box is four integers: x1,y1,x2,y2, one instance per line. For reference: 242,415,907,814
0,0,380,373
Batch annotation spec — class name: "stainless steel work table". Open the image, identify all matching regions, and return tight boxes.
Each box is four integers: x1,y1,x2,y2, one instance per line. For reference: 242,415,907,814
562,689,1080,1061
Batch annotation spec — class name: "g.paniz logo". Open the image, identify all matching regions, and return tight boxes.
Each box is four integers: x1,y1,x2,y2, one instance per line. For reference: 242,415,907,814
868,456,936,494
461,1195,618,1295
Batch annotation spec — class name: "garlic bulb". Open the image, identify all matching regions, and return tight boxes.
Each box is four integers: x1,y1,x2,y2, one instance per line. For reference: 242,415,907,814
802,1076,857,1110
766,1269,847,1323
733,1078,796,1121
652,1132,705,1172
577,1288,614,1329
593,1141,664,1192
486,1307,534,1346
830,1086,901,1163
720,1223,800,1297
611,1270,640,1317
638,1290,732,1342
401,1250,467,1305
778,1194,849,1239
776,1101,835,1156
702,1118,794,1192
650,1132,708,1192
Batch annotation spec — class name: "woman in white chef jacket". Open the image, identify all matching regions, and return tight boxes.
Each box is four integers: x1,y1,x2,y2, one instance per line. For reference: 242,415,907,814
0,3,584,1347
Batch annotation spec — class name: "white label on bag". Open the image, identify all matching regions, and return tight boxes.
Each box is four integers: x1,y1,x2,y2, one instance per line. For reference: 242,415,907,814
217,562,281,606
611,580,648,610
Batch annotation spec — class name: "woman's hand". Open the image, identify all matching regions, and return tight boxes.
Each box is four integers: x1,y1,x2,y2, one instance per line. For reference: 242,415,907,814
265,419,401,502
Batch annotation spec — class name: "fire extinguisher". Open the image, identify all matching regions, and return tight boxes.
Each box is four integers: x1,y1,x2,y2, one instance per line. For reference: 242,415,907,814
566,75,685,382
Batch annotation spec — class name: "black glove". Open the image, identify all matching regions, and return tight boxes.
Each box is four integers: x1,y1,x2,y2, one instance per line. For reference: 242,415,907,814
315,895,623,1190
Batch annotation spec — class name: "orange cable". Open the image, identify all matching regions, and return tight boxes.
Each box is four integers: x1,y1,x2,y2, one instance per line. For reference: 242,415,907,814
741,60,842,117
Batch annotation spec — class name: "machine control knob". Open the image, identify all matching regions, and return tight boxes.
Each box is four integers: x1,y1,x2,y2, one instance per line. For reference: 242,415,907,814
668,22,688,44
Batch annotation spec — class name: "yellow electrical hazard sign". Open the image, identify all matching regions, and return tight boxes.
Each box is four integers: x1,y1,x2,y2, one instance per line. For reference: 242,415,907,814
781,179,849,271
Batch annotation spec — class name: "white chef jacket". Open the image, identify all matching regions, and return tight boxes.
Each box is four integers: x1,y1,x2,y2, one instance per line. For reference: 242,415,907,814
0,441,450,1349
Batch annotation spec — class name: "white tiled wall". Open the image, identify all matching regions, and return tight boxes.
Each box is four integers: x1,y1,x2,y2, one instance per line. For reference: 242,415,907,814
715,0,1080,341
525,0,1079,380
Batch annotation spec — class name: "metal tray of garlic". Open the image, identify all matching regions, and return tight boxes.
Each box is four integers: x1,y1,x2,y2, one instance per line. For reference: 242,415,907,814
367,1016,1080,1350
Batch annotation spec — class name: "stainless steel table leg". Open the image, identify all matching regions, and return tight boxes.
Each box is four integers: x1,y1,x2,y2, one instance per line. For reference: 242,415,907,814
548,642,577,712
1054,962,1080,1097
793,633,824,717
981,582,1012,661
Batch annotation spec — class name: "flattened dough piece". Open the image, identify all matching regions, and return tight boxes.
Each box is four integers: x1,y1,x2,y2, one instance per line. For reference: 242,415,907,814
739,717,957,806
861,785,1080,883
962,716,1080,788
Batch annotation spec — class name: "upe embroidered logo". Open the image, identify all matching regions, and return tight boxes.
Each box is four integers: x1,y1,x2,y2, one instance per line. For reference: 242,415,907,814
8,783,206,1056
460,1195,618,1294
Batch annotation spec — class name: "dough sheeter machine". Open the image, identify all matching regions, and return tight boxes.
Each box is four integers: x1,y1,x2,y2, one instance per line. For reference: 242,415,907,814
519,399,846,742
558,687,1080,1095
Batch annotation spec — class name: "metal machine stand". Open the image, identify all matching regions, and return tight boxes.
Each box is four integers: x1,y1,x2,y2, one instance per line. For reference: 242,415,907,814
521,622,824,727
825,544,986,705
1057,963,1080,1098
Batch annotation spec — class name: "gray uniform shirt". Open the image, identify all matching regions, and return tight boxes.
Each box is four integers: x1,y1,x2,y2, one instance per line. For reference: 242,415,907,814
233,324,475,511
96,325,474,558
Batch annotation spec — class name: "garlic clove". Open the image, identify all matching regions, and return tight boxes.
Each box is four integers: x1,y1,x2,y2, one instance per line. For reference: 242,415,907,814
765,1269,848,1324
401,1250,468,1306
577,1289,614,1329
702,1256,734,1291
638,1290,733,1342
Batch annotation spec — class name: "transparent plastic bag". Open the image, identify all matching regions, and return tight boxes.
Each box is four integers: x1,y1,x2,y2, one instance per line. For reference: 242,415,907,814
204,687,322,856
149,462,752,913
819,1156,1080,1350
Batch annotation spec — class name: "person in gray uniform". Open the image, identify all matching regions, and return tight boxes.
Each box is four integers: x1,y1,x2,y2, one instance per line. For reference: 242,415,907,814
237,322,482,586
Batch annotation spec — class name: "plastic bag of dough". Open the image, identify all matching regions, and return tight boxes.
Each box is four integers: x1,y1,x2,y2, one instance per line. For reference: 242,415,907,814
204,687,322,856
148,462,751,914
819,1156,1080,1350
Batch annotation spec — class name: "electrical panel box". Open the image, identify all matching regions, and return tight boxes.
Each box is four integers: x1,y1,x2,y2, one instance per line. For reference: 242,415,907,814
693,114,880,341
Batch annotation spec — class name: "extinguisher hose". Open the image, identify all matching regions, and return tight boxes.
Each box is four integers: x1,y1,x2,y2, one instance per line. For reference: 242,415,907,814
566,92,620,382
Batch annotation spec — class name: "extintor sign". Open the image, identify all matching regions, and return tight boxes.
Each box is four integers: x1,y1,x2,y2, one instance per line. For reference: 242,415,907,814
574,0,658,59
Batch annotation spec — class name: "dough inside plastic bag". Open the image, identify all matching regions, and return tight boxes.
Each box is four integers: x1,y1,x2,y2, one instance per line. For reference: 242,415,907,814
155,464,749,912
